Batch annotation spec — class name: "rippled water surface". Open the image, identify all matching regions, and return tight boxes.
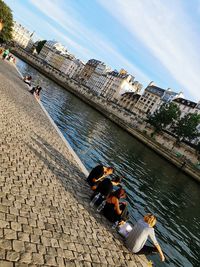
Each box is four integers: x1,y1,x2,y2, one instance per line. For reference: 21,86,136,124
16,58,200,267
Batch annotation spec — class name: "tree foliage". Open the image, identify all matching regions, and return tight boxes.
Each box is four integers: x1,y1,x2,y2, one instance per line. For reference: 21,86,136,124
147,102,181,133
172,113,200,142
0,0,13,42
36,40,47,54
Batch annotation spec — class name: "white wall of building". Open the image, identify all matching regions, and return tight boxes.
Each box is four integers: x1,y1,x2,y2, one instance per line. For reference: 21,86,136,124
12,21,33,49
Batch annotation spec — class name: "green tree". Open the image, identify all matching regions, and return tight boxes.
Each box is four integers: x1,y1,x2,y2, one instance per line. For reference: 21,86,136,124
0,0,13,42
36,40,47,54
172,113,200,142
147,102,181,133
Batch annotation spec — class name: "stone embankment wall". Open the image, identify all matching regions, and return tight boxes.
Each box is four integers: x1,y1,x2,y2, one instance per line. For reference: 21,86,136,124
12,48,200,182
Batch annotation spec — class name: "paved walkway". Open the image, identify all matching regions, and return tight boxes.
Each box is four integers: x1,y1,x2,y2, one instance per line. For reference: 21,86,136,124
0,59,148,267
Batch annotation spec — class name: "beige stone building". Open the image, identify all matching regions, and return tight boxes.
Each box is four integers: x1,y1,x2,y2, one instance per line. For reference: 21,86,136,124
78,59,102,84
117,92,141,113
71,60,85,80
134,82,165,118
38,41,67,62
133,82,182,119
100,70,142,102
38,45,53,62
12,21,33,49
173,98,200,117
86,63,111,95
48,53,67,70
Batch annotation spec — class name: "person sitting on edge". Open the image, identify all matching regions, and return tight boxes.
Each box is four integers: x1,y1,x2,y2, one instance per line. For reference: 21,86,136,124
92,176,122,199
34,86,42,100
23,75,32,86
125,214,165,262
87,165,114,190
29,86,37,94
90,176,122,206
103,188,129,224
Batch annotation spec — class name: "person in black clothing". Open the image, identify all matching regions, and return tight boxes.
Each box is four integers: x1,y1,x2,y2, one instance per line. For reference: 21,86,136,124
34,86,42,99
23,75,32,86
29,86,42,99
29,86,37,94
90,176,122,207
103,188,129,223
95,176,122,197
87,165,114,190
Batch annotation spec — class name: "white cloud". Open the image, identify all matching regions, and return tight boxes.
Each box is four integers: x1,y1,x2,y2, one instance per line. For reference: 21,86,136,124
29,0,150,83
45,22,93,59
98,0,200,100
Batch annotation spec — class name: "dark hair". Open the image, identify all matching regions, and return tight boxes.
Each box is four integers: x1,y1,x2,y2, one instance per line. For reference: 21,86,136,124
110,188,126,199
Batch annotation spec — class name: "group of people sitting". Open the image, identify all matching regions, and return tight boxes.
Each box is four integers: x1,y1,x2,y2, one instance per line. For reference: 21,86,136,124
87,164,165,262
23,75,42,100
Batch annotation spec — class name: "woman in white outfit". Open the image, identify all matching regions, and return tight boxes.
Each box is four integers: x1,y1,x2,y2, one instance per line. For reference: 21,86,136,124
125,214,165,262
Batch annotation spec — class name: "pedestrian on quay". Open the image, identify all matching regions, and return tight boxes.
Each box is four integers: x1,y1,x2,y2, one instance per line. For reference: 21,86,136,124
2,48,9,60
125,214,165,262
87,164,114,190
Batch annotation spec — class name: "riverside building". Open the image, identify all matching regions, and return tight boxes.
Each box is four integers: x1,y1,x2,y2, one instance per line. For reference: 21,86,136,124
172,98,200,144
38,41,67,63
12,21,34,49
86,62,111,95
60,58,84,78
78,59,103,84
173,98,200,117
100,70,141,102
117,92,141,113
133,82,182,119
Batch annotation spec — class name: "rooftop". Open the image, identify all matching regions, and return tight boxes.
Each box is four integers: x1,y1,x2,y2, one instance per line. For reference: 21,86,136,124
173,98,197,108
146,85,165,96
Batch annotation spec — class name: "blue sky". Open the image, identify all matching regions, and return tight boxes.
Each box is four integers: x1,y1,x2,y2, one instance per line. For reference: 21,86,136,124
4,0,200,101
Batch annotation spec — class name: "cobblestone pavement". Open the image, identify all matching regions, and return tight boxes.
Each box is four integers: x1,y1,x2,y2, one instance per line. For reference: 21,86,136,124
0,60,148,267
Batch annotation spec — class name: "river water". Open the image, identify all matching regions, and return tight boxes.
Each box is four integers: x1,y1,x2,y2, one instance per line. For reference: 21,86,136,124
16,58,200,267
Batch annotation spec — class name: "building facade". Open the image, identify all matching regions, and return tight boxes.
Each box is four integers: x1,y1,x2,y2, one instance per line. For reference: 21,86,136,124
86,62,111,95
134,82,166,117
173,98,200,117
38,41,67,62
100,70,141,102
12,21,33,49
72,60,85,79
48,53,67,70
78,59,102,84
117,92,141,113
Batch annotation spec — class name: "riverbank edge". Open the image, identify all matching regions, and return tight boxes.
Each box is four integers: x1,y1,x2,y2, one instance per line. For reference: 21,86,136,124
15,64,89,178
13,50,200,183
1,59,149,267
13,59,151,267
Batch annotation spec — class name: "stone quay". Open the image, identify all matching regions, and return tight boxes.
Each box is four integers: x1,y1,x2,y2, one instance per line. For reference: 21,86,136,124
0,59,149,266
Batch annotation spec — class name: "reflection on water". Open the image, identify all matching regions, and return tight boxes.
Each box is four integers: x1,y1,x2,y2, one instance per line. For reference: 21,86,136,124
16,58,200,267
